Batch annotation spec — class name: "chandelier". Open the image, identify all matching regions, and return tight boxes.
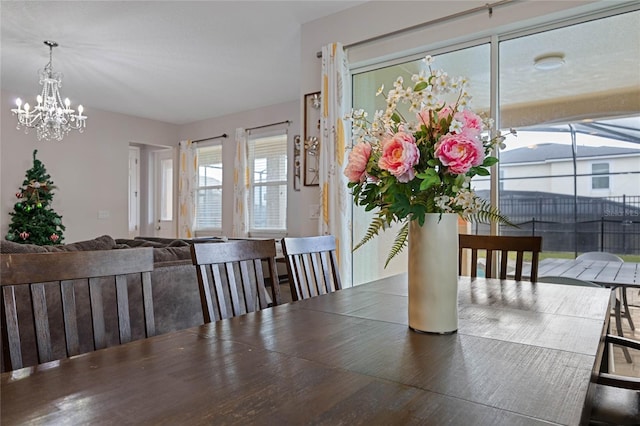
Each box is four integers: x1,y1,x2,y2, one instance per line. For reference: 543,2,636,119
11,40,87,141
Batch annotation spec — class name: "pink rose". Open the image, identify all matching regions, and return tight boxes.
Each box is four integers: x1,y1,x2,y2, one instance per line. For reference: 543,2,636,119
453,110,483,136
435,133,484,174
378,132,419,183
344,142,372,183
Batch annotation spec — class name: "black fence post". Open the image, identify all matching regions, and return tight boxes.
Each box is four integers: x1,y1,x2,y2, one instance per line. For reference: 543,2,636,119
600,217,604,252
532,217,536,236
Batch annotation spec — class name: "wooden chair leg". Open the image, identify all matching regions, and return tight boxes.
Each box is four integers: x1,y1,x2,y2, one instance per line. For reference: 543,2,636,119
621,288,635,330
614,296,633,363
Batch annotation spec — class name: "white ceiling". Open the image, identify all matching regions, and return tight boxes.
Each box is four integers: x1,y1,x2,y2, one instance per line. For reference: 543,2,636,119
1,1,366,125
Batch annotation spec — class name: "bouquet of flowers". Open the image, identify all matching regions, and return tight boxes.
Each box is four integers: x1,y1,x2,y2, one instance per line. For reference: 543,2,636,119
344,55,514,266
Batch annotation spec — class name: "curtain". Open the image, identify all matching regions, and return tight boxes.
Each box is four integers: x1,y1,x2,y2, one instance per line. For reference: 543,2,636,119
178,140,197,238
232,127,249,237
319,42,352,286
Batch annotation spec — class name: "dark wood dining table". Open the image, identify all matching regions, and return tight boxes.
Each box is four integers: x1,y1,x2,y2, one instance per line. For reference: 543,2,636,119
1,275,611,425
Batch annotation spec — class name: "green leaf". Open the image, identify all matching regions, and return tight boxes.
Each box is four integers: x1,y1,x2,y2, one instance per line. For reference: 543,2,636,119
483,156,499,167
391,113,402,123
413,81,428,92
473,167,490,176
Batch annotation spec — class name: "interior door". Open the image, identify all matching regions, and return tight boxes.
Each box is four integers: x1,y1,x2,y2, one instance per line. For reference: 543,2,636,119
154,148,176,238
128,146,140,238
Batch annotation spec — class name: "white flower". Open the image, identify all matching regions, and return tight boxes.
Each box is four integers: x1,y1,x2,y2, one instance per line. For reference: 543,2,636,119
424,55,434,66
449,119,464,134
435,195,452,211
376,85,384,96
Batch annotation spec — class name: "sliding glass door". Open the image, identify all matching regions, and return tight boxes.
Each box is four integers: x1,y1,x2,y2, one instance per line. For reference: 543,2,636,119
350,8,640,285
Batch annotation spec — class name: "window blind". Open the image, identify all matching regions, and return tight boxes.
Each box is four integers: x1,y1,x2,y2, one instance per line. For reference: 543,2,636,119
196,144,223,230
248,133,287,231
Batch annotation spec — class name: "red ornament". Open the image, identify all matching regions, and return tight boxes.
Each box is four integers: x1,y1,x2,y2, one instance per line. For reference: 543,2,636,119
15,192,23,198
50,233,59,243
19,231,29,240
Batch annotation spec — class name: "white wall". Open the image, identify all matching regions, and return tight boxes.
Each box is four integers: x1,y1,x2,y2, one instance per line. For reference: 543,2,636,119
1,90,179,243
177,99,320,238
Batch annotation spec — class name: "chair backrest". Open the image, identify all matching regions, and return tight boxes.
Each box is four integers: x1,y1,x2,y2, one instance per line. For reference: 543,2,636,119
459,234,542,281
537,275,602,287
190,239,281,323
576,251,624,262
0,248,155,372
281,235,342,301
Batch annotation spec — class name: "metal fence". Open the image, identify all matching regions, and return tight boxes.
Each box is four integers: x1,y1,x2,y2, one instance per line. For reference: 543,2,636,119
473,193,640,255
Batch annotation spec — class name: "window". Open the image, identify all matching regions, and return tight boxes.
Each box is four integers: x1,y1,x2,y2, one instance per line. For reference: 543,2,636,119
195,144,223,230
159,157,173,221
591,163,610,189
248,132,287,233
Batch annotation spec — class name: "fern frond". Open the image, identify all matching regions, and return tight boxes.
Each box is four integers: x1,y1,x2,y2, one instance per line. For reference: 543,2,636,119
353,215,386,252
384,221,409,267
469,199,517,228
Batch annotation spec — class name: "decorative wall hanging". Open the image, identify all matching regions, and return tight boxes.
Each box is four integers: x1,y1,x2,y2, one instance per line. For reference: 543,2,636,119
293,135,301,191
304,92,321,186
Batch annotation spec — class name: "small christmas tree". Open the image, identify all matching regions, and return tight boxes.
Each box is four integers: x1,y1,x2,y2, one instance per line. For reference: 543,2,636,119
6,150,65,245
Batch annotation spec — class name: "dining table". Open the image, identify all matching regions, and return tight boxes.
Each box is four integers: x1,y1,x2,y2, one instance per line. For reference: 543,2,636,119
1,274,612,425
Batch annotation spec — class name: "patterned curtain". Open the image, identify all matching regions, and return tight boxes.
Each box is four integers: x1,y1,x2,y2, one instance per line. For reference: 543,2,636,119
319,42,352,286
178,140,197,238
232,127,249,237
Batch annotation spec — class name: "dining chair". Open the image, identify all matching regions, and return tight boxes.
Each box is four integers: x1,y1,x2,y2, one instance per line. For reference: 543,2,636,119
281,235,342,301
0,248,155,372
190,239,281,323
589,334,640,425
458,234,542,282
576,251,633,331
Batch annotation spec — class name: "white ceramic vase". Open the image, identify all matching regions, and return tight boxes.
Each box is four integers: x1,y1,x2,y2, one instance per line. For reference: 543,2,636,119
407,213,459,334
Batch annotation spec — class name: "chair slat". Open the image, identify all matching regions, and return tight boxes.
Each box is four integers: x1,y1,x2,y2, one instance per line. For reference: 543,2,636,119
115,275,131,344
141,272,155,337
2,287,23,370
60,280,80,356
89,277,107,350
31,283,53,364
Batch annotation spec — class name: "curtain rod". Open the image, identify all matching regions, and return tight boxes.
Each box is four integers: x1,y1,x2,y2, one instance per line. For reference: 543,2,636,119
246,120,291,132
192,133,228,143
315,0,516,58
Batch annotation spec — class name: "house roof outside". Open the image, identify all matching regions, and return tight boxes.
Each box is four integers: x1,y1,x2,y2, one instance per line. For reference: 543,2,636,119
500,143,640,165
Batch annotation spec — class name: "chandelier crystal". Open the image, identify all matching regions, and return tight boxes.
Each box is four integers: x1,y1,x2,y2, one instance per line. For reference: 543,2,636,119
11,40,87,141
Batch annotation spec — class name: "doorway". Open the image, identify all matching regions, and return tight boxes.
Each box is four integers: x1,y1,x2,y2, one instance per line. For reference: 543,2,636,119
128,146,140,238
153,148,176,238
